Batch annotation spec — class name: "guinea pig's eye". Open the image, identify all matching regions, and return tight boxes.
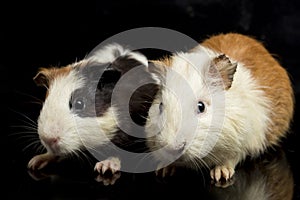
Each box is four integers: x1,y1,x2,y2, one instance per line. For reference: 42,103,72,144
74,98,85,110
197,101,205,114
69,98,85,110
159,102,163,114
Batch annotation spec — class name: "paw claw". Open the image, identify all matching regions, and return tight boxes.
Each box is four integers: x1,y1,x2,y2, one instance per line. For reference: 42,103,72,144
27,153,58,171
95,170,121,186
210,165,235,187
94,157,121,175
94,157,121,185
94,162,102,173
101,165,108,174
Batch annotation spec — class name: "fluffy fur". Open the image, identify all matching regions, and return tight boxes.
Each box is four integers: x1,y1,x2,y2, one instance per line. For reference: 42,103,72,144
145,33,294,182
28,44,158,175
36,68,121,155
89,43,148,67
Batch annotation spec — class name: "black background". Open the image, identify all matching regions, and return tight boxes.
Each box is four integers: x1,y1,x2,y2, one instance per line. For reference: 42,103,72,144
3,0,300,199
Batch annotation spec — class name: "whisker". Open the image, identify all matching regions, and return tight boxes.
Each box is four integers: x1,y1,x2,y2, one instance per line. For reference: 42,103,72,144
22,140,43,153
9,130,37,134
13,90,44,104
36,144,46,154
133,151,156,170
10,125,38,132
14,136,39,142
10,109,38,128
77,149,95,168
70,150,81,161
85,145,107,160
11,121,37,130
206,151,222,166
190,157,209,185
8,131,38,138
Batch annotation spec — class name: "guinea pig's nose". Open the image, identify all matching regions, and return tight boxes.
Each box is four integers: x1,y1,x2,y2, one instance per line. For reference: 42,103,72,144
165,141,186,155
40,135,60,146
175,141,186,151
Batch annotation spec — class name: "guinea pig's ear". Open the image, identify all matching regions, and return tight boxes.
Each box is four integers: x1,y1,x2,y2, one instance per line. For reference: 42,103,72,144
210,54,237,90
33,66,72,87
33,68,51,87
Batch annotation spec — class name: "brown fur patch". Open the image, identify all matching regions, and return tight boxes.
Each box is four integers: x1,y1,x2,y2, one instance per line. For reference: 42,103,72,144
149,56,173,80
33,65,73,98
200,33,294,145
33,65,73,87
150,55,173,68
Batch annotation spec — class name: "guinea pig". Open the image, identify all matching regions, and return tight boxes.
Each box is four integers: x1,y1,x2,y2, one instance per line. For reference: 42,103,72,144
27,43,159,177
145,33,294,183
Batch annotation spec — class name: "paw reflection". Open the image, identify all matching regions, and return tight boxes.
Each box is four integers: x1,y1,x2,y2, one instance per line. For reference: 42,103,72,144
95,171,121,186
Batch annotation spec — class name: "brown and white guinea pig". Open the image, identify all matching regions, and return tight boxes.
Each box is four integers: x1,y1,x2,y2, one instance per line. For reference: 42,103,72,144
145,33,294,182
27,43,159,175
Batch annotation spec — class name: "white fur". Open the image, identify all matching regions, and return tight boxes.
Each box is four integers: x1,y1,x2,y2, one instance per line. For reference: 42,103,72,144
90,43,148,67
38,70,118,155
146,46,271,169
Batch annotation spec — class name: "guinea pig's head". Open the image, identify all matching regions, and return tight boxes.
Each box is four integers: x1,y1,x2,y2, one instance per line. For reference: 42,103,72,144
34,44,156,156
145,51,237,166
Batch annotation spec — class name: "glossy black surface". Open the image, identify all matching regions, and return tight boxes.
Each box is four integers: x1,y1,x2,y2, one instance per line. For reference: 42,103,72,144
4,0,300,199
6,147,295,199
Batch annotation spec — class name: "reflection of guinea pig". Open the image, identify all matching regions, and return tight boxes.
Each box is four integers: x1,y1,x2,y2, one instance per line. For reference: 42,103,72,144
27,44,159,178
211,148,294,200
145,33,294,183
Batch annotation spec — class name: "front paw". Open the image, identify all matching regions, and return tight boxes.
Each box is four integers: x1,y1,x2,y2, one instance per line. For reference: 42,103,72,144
94,157,121,175
28,153,59,170
210,165,235,187
95,171,121,186
94,157,121,185
212,177,235,188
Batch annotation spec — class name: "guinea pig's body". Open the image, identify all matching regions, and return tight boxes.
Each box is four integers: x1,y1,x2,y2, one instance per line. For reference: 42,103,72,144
28,44,158,177
145,33,294,182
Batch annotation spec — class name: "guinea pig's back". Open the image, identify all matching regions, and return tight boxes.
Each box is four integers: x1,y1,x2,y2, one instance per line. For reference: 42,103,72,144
200,33,294,146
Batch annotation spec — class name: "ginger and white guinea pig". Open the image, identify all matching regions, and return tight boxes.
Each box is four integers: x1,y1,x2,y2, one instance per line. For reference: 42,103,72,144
145,33,294,182
27,43,159,176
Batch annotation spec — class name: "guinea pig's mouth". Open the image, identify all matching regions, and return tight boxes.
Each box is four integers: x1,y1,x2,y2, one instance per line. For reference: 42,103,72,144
156,142,187,161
